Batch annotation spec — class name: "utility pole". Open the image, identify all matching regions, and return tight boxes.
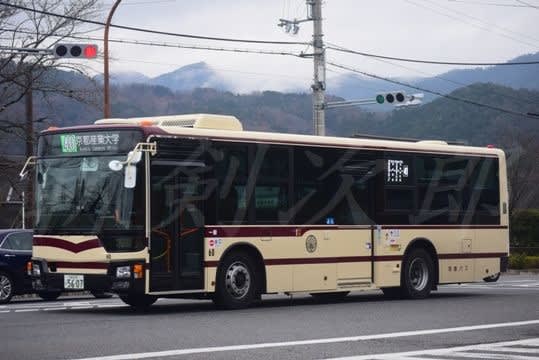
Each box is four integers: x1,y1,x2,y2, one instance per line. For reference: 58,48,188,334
279,0,326,136
24,72,33,229
311,0,325,136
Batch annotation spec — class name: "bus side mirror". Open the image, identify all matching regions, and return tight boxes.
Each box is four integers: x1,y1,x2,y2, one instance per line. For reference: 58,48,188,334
127,150,142,164
124,164,137,189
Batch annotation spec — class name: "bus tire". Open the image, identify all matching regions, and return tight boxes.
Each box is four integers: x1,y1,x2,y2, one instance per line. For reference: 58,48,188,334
119,294,157,309
37,291,62,301
310,291,349,302
91,290,113,299
213,251,257,310
0,271,14,304
402,248,434,299
381,287,402,299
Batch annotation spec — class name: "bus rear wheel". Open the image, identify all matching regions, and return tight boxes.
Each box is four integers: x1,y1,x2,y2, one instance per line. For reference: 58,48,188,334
119,294,157,309
401,248,434,299
213,251,257,310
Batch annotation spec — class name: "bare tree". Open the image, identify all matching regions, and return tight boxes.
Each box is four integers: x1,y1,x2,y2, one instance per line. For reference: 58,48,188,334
499,128,539,214
0,0,103,227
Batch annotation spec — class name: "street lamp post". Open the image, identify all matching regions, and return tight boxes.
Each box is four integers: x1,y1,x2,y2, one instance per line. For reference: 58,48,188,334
103,0,122,119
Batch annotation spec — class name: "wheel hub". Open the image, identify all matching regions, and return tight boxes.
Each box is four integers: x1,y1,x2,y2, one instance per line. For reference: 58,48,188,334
225,261,251,299
409,258,428,291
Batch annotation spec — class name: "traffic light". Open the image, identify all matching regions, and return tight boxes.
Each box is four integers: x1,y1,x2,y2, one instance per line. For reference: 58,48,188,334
376,91,406,105
53,44,98,59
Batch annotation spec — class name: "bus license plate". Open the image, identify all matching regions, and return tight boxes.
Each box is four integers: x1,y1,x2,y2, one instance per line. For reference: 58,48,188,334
64,275,84,290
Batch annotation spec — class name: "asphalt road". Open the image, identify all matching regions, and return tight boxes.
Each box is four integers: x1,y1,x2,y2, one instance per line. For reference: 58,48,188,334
1,274,538,360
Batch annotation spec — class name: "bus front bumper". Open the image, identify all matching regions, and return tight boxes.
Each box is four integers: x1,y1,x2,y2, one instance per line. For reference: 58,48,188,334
30,260,145,294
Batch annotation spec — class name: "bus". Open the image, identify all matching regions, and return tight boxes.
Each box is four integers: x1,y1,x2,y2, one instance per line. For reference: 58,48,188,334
27,114,509,309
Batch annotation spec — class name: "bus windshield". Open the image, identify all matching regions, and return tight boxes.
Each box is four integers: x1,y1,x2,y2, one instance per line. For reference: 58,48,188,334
35,155,143,234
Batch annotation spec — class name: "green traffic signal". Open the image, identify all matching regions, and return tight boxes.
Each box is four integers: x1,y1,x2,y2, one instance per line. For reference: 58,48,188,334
376,94,385,104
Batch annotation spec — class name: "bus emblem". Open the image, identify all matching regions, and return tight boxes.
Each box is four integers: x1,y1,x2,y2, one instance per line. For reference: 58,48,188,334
306,235,317,253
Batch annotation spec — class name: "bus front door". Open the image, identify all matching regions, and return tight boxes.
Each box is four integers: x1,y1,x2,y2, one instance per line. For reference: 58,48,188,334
149,163,205,292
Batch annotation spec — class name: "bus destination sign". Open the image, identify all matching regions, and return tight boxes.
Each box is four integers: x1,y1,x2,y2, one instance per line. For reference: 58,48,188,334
39,129,143,157
60,133,120,153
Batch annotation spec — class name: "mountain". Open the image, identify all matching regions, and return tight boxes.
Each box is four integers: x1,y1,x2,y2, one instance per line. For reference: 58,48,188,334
110,71,150,84
150,62,230,92
328,52,539,102
102,52,538,99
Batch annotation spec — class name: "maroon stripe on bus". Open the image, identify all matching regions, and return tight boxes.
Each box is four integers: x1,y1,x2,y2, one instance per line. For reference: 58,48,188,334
265,256,372,265
204,252,506,268
54,262,108,269
379,225,508,230
204,225,508,238
33,237,102,253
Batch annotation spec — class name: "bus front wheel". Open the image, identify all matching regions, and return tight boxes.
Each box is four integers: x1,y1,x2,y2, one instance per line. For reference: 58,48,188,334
213,251,257,310
119,294,157,309
37,291,61,301
401,248,435,299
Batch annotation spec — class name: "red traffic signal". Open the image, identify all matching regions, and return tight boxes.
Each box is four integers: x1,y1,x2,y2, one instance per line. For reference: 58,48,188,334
53,44,98,59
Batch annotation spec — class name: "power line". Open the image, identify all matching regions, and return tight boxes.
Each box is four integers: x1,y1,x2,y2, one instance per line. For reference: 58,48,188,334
438,0,537,8
327,44,539,66
326,43,537,108
420,0,539,44
0,28,306,58
326,61,537,119
515,0,539,9
405,0,538,49
0,1,310,46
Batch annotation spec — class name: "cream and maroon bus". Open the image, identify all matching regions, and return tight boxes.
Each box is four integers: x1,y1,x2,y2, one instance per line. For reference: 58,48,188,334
28,114,509,309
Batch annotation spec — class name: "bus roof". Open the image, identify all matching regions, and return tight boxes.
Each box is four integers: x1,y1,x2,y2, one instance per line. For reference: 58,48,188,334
45,114,505,158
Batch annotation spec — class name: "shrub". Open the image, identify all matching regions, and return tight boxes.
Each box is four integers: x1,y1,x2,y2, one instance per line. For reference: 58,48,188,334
524,256,539,269
511,209,539,250
509,253,528,269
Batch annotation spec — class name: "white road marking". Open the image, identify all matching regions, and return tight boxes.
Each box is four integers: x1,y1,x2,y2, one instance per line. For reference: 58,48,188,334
71,320,539,360
64,302,92,306
0,300,124,313
325,337,539,359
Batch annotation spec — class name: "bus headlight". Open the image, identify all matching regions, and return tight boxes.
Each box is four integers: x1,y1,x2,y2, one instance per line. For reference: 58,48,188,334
116,266,131,278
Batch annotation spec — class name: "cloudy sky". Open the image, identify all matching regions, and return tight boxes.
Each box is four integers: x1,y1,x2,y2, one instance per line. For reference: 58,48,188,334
91,0,539,92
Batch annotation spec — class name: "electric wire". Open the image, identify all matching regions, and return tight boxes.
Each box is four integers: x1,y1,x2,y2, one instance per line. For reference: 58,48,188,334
0,28,307,58
515,0,539,9
405,0,538,49
419,0,539,44
326,42,538,107
326,44,539,66
326,61,537,119
438,0,534,7
0,1,310,46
